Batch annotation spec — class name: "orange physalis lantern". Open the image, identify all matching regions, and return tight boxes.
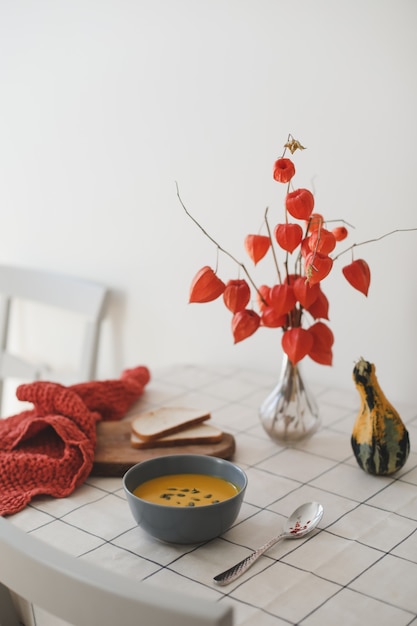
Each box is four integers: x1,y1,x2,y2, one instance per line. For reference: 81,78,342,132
307,322,334,365
244,234,271,264
274,223,303,253
223,279,251,313
308,228,336,255
256,284,270,311
332,226,348,242
307,213,324,232
189,266,226,303
269,283,297,317
300,236,311,258
304,252,333,285
261,307,287,328
293,276,320,309
232,309,260,343
285,188,315,220
273,158,295,184
281,327,313,364
342,259,371,296
306,287,329,320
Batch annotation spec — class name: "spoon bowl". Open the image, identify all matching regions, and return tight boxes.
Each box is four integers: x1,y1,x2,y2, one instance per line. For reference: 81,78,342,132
213,501,323,585
282,501,324,538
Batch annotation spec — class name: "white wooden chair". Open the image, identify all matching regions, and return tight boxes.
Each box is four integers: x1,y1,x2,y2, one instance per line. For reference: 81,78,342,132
0,264,108,416
0,517,233,626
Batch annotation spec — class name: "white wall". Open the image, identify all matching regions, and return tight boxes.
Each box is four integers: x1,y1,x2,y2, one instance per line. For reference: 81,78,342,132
0,0,416,405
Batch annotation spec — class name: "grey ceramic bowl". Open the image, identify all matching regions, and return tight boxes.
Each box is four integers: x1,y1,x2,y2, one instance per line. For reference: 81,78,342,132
123,454,247,544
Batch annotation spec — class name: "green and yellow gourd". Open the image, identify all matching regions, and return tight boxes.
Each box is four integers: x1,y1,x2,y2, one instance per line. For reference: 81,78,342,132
351,358,410,475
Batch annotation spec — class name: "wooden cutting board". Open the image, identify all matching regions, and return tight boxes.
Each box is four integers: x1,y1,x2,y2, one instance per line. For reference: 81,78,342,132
92,419,236,476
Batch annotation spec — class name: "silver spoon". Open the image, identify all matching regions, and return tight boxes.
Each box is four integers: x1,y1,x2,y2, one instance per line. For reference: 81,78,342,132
213,501,324,585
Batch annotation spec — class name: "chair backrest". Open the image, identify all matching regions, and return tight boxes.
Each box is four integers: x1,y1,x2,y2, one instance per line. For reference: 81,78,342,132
0,517,233,626
0,264,108,416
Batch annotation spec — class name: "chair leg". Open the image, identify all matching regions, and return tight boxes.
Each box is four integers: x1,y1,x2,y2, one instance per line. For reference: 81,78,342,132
0,583,21,625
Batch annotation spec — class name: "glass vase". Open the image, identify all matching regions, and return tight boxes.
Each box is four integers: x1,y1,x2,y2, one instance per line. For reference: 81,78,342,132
259,354,320,443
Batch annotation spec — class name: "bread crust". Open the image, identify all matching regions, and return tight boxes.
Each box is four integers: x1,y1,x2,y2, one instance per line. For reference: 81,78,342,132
130,407,211,441
130,422,223,449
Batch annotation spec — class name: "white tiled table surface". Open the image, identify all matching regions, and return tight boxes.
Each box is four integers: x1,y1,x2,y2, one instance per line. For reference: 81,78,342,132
10,364,417,626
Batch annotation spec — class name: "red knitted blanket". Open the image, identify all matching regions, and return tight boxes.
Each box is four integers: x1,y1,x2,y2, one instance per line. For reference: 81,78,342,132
0,366,150,516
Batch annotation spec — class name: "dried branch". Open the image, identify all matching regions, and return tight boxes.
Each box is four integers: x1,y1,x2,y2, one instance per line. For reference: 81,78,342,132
176,182,267,303
264,206,282,284
333,228,417,262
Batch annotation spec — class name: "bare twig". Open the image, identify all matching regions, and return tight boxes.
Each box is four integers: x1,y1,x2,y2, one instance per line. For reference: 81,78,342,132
264,207,282,284
176,182,267,303
333,228,417,262
325,218,355,228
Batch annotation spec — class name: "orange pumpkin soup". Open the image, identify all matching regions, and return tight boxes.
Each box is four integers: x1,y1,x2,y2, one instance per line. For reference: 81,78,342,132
133,473,239,507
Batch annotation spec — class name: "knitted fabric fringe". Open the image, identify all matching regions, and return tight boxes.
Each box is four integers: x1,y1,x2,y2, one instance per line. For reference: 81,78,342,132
0,366,150,516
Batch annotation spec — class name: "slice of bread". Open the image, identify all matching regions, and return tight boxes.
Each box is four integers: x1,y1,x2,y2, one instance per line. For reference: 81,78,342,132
130,422,223,449
130,406,211,442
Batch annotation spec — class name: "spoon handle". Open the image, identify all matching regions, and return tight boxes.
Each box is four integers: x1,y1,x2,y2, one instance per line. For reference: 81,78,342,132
213,532,286,585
